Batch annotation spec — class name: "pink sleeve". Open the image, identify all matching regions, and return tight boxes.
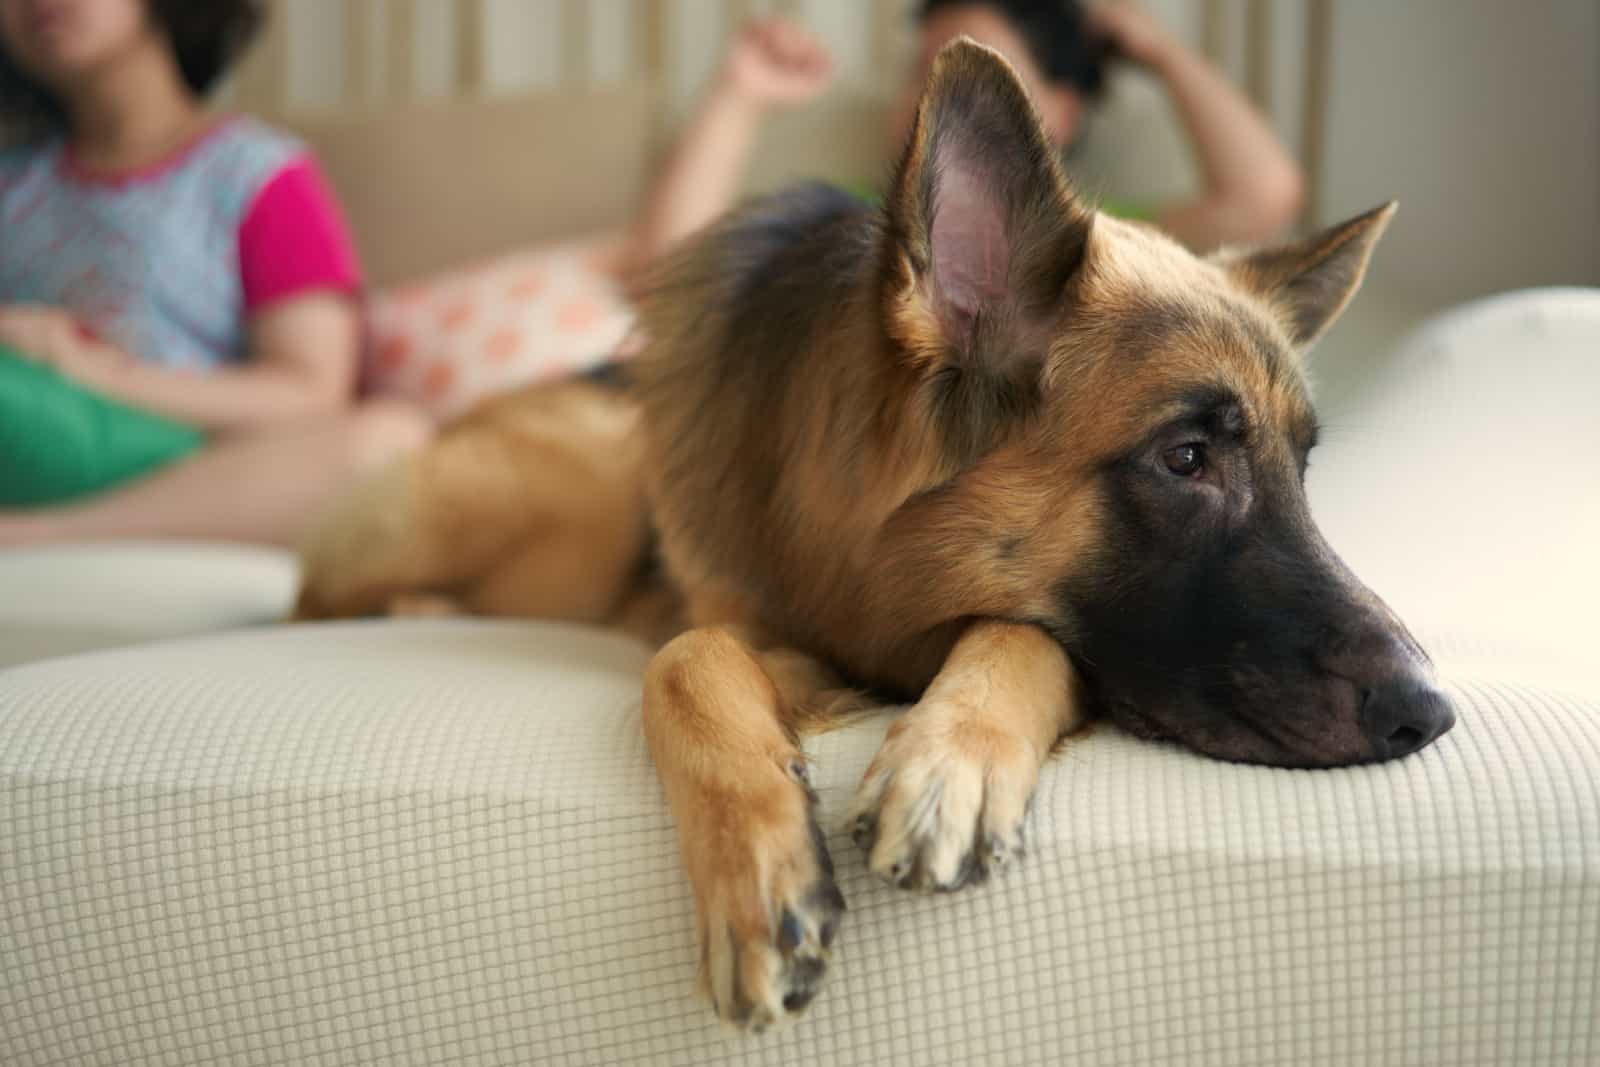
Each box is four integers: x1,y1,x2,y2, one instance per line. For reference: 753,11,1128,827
238,155,363,312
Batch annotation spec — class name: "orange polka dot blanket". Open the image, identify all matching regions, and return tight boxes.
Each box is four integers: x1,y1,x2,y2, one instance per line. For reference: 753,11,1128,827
365,236,637,419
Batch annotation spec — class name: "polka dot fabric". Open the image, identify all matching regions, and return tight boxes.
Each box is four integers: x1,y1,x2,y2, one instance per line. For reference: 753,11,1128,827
366,239,636,419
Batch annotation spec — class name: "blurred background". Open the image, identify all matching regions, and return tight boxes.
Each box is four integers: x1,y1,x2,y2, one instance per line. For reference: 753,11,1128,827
2,0,1595,557
243,0,1599,320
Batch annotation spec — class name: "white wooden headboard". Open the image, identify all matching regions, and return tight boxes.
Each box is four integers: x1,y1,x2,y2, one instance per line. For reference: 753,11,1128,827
229,0,1330,286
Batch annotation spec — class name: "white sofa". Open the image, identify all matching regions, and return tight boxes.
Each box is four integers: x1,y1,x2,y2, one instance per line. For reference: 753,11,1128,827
3,290,1598,1066
0,542,297,670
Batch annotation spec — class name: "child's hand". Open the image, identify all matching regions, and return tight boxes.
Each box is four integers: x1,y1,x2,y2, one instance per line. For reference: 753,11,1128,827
0,305,127,384
719,17,835,109
0,305,85,366
1086,2,1179,69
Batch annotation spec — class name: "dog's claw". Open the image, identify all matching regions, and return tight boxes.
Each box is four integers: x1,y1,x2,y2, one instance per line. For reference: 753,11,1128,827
984,833,1010,867
786,954,826,1007
783,988,816,1014
788,758,812,790
778,909,804,953
850,707,1041,893
701,799,844,1032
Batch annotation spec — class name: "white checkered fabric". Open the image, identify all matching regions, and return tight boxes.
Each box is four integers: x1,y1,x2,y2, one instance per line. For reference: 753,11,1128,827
3,619,1596,1066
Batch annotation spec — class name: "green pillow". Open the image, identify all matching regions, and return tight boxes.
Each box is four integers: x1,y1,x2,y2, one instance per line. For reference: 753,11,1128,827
0,345,203,507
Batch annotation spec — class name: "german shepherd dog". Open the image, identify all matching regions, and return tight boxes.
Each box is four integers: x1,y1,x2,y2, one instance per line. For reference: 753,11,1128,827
298,41,1455,1030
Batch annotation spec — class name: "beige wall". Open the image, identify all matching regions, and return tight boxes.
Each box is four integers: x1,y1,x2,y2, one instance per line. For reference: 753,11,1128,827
1321,0,1600,308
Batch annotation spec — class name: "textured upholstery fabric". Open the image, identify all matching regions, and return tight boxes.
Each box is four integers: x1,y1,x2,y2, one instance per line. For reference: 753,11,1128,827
2,619,1597,1066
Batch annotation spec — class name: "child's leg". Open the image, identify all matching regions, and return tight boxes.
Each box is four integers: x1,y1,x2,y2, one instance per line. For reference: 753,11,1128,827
0,401,432,548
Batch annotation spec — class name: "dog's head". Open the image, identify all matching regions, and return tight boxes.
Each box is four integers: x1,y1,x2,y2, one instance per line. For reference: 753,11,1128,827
879,39,1453,767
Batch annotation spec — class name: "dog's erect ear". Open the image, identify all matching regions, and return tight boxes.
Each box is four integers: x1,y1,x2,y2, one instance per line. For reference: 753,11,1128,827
1226,202,1397,348
883,38,1093,381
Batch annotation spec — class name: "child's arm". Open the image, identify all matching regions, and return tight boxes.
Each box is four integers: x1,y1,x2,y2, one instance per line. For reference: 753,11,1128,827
618,17,834,286
1088,3,1305,251
0,296,360,432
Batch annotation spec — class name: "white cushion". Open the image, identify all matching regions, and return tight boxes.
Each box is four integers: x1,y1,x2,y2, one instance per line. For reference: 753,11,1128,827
1309,287,1600,673
0,541,298,668
2,619,1595,1065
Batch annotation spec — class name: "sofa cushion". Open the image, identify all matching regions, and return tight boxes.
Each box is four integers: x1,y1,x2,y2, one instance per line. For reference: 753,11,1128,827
1308,287,1600,670
2,619,1595,1065
0,541,296,668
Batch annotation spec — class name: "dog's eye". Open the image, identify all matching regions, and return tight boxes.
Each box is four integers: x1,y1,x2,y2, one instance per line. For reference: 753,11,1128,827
1163,444,1205,477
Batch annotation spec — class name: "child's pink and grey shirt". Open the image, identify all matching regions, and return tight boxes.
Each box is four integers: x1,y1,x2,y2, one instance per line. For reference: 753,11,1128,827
0,117,361,369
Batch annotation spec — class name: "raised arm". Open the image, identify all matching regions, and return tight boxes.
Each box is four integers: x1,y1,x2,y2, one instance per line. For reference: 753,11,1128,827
1088,2,1305,251
618,17,834,286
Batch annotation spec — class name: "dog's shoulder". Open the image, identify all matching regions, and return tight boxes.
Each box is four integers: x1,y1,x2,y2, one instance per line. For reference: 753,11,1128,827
719,181,874,288
645,182,876,330
635,182,880,426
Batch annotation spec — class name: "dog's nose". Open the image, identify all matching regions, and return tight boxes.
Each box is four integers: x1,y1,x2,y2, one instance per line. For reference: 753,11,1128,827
1362,677,1456,760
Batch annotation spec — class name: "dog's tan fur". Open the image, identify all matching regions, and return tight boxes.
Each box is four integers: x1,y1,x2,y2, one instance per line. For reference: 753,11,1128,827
298,41,1396,1029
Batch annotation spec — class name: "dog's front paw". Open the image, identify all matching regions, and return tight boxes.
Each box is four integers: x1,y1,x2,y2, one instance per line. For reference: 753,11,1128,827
688,760,845,1031
848,705,1040,892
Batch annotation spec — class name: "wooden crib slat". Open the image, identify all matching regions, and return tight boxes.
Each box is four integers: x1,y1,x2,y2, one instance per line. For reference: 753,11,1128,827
563,0,590,87
343,0,372,104
1300,0,1332,226
1245,0,1273,115
872,0,902,97
635,0,668,89
387,0,418,100
456,0,486,94
236,0,288,111
1200,0,1227,69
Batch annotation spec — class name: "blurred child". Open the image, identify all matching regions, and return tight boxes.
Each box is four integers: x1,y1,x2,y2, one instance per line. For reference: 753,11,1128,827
622,1,1304,279
0,0,429,546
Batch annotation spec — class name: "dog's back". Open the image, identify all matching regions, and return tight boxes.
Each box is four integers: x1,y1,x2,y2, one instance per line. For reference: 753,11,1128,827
632,182,981,693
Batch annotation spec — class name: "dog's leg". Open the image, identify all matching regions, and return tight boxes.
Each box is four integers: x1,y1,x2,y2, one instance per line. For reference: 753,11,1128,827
848,620,1083,891
642,627,846,1031
295,383,645,622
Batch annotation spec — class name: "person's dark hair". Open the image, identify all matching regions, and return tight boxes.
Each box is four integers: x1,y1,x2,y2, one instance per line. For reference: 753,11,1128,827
0,0,263,139
919,0,1108,98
